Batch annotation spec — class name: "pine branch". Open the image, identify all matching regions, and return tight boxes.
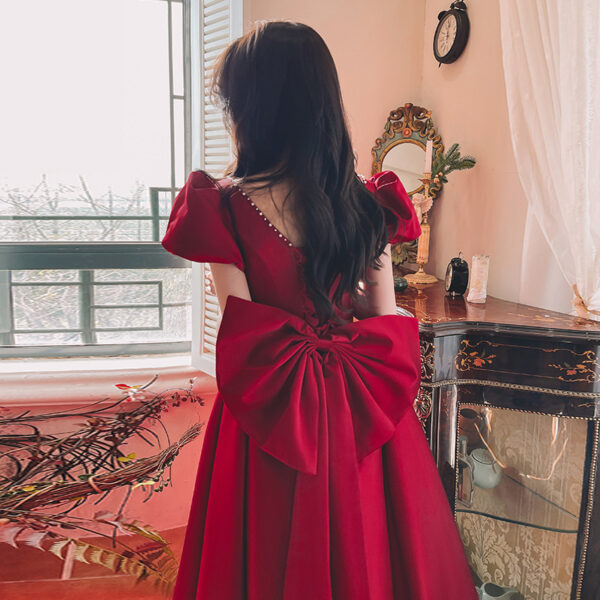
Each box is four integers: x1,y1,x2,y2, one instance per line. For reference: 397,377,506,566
432,142,476,184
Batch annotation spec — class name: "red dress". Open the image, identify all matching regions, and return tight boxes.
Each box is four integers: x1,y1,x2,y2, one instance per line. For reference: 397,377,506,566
161,170,477,600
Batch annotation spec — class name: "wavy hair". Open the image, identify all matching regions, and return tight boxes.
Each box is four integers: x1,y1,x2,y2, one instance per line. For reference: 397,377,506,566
210,20,390,325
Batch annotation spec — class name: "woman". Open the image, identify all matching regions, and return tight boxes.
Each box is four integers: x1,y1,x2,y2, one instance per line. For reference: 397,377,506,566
162,20,477,600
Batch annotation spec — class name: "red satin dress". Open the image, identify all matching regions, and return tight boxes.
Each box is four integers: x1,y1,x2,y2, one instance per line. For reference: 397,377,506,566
161,170,477,600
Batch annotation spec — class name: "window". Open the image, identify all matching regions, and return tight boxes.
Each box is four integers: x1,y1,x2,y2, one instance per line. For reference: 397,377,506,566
0,0,241,363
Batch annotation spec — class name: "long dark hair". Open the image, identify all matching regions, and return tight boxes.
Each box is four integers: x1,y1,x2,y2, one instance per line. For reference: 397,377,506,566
211,20,390,325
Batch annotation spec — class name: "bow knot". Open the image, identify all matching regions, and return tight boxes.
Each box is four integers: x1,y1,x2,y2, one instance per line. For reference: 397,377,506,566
306,327,352,352
311,336,337,349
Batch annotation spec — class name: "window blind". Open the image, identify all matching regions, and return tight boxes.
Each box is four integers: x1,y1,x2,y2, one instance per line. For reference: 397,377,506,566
197,0,241,371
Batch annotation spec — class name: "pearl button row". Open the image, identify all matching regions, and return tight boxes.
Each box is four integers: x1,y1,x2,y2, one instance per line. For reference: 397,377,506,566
235,185,295,247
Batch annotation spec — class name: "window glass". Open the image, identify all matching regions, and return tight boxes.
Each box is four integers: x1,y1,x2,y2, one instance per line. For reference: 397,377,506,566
0,0,190,358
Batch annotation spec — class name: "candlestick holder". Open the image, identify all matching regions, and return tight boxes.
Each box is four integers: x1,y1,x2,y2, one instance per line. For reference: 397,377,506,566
405,172,439,285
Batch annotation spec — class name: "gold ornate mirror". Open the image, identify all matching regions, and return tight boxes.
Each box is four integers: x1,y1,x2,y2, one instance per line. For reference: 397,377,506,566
371,103,444,199
371,103,444,266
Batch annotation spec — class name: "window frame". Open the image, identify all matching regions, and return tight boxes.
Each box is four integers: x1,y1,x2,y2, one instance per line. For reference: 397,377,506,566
0,242,189,357
0,0,242,363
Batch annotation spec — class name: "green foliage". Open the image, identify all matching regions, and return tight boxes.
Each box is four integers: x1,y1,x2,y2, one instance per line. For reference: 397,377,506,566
391,238,417,266
431,143,476,184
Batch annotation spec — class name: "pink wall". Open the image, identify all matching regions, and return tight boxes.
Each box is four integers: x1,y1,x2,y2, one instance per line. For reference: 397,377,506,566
243,0,426,177
244,0,570,309
416,0,528,304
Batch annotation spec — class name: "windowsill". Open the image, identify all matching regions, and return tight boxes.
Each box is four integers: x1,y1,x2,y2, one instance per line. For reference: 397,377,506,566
0,353,192,374
0,354,217,407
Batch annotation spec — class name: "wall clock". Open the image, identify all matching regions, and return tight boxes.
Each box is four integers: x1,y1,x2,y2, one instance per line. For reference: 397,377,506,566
433,1,470,65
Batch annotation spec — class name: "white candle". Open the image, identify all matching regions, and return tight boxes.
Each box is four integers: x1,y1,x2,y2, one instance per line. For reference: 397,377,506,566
424,140,433,174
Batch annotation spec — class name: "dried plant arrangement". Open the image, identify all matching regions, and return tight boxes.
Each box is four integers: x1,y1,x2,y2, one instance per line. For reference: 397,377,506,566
0,376,205,596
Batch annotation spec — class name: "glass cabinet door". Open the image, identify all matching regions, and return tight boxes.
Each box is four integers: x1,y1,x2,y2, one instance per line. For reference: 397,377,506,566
454,403,588,598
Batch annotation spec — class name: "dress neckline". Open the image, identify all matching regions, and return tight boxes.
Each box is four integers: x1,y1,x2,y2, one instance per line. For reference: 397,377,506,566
230,182,305,254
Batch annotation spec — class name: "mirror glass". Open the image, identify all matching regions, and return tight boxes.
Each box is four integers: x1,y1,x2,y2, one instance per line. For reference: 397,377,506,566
456,403,586,597
381,142,425,195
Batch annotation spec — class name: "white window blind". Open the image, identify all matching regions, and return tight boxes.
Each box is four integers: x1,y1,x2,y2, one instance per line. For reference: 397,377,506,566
192,0,242,375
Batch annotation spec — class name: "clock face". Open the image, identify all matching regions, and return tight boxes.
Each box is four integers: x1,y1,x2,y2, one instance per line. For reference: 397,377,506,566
436,13,458,57
433,7,469,65
445,264,453,290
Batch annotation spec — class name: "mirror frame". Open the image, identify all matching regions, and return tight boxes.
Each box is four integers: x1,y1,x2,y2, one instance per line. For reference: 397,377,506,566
371,103,444,199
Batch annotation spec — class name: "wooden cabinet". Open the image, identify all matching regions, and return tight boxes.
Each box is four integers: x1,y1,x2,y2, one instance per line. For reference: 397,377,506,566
395,274,600,600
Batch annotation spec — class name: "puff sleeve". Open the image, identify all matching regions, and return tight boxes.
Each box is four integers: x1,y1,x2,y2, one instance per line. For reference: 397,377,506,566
161,170,246,272
362,170,422,244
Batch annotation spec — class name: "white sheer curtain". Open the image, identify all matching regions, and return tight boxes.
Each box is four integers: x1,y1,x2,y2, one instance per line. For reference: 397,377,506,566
499,1,600,321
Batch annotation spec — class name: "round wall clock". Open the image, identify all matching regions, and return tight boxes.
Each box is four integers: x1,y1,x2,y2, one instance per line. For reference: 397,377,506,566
433,1,470,65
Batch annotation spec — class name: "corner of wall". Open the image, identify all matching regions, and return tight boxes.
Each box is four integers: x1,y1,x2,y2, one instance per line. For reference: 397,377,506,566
413,0,427,104
242,0,253,32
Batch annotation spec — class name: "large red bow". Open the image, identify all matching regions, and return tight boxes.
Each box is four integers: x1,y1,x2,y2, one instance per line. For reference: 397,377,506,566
216,296,422,475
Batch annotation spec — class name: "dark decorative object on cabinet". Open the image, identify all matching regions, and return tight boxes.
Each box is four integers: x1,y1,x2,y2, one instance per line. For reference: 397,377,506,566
445,252,469,296
397,267,600,600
